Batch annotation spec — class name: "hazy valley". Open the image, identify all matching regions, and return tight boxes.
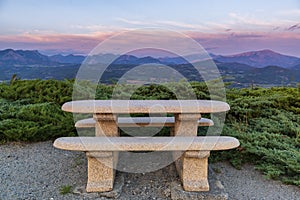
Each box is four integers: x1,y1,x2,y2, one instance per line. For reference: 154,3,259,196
1,49,300,88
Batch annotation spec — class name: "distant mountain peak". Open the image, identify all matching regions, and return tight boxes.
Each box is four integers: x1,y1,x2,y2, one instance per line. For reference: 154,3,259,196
214,49,300,68
256,49,276,53
0,49,57,66
228,49,277,57
49,54,85,64
3,48,14,52
260,49,275,53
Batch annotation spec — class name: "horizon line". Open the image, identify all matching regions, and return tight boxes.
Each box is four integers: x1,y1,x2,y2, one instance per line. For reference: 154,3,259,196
1,48,299,59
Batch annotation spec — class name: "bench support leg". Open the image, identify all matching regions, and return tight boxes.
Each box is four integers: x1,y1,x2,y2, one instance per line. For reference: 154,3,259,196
181,151,210,191
85,114,119,192
86,152,115,192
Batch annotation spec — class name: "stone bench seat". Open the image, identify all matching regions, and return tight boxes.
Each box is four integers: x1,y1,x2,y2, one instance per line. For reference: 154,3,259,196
54,136,238,151
53,136,239,192
75,117,214,128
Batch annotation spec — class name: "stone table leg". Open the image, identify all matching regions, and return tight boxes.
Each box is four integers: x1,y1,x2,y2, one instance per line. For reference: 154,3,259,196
172,113,210,191
94,113,119,137
174,114,201,137
173,113,200,178
85,114,119,192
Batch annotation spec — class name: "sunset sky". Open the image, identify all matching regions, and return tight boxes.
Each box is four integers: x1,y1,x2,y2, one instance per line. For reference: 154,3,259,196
0,0,300,56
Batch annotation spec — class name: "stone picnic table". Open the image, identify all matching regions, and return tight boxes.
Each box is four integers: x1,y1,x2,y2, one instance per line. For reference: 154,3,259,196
54,100,239,193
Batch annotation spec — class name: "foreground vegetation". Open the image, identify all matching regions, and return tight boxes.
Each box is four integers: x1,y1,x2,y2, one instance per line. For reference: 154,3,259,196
0,79,299,186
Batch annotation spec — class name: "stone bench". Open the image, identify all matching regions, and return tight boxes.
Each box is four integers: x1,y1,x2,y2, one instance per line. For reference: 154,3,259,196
75,117,214,128
54,136,239,192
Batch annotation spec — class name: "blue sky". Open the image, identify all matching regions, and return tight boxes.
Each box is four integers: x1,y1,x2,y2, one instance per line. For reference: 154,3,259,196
0,0,299,56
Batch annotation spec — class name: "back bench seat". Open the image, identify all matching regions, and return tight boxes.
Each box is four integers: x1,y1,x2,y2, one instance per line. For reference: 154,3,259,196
75,117,214,128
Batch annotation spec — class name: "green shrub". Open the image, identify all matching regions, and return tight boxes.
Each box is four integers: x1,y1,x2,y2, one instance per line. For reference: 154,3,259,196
0,99,76,142
0,79,73,105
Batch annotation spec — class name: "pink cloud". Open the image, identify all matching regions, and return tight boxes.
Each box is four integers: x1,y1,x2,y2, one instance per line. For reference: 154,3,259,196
0,32,113,54
186,31,300,56
0,30,299,57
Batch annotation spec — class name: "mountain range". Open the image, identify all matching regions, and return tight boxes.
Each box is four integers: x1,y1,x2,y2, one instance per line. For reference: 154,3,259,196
0,48,299,87
1,48,300,69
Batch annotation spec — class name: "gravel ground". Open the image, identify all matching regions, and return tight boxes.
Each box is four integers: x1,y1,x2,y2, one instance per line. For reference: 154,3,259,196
0,141,299,200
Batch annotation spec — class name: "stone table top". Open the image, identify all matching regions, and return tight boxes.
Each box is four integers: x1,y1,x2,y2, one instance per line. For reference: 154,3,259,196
62,100,230,114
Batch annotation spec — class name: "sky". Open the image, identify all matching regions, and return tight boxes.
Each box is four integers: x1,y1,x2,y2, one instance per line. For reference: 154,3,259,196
0,0,300,56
